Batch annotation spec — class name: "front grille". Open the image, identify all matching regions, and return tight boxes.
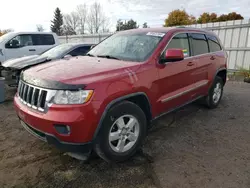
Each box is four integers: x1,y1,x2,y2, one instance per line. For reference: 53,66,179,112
18,81,48,112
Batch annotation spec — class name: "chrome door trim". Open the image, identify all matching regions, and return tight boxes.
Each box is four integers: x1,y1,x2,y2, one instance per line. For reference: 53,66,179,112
161,81,208,103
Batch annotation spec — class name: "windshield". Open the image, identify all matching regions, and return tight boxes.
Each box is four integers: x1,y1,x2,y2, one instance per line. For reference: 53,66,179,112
40,44,74,59
87,32,165,62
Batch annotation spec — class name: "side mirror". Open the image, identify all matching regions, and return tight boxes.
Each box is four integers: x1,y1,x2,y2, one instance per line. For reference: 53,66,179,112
160,49,184,64
6,39,20,48
90,45,96,49
63,54,72,59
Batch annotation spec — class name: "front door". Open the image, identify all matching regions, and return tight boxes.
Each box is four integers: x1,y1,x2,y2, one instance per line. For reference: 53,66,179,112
4,34,37,61
156,33,197,114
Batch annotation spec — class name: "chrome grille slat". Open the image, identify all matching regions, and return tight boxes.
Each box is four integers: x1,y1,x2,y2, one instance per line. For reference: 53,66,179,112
22,84,27,100
20,82,24,99
37,90,42,108
26,85,30,102
23,85,28,104
31,88,36,106
28,87,33,105
18,81,21,94
17,81,49,112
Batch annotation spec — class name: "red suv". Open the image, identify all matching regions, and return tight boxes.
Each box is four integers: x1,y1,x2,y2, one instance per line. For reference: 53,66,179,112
14,27,227,162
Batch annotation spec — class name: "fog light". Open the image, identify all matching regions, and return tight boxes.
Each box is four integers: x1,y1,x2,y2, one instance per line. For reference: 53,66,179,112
54,124,70,135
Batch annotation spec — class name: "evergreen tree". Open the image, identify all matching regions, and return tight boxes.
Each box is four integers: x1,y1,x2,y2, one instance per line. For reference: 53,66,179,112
116,19,139,31
143,22,149,28
51,8,63,36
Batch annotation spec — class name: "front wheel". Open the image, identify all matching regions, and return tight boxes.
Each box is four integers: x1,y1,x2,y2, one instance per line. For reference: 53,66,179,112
94,101,147,162
204,76,224,109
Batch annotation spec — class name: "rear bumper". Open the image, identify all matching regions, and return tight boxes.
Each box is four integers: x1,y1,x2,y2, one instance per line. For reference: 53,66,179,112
20,119,92,153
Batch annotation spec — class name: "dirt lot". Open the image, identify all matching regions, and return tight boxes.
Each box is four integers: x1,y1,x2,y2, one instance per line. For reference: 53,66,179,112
0,82,250,188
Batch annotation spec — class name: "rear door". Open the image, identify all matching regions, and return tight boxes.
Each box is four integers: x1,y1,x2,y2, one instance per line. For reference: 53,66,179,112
31,34,56,54
157,33,197,114
189,33,211,98
206,34,225,66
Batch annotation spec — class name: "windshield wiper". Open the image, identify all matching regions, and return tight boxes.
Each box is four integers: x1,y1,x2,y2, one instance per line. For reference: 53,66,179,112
96,55,120,60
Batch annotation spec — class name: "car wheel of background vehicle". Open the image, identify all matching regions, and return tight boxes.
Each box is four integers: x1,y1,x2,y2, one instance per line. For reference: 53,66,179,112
205,76,224,109
94,101,147,163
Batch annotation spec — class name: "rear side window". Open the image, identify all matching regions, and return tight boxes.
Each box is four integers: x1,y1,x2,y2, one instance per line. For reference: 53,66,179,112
206,35,222,52
68,46,91,56
32,34,55,45
166,33,190,57
190,33,209,56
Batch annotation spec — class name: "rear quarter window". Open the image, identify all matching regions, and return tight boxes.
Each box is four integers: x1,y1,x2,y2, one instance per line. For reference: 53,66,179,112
190,33,209,56
68,46,91,56
32,34,55,45
206,35,222,52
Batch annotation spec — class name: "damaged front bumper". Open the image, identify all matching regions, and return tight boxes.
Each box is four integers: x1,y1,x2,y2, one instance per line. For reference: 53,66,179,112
20,119,93,154
1,68,20,87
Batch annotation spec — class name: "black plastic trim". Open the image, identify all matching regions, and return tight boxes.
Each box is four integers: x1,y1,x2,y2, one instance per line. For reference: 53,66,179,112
46,134,92,153
92,92,151,141
21,72,85,90
215,68,227,83
152,95,204,121
19,117,92,153
207,67,227,92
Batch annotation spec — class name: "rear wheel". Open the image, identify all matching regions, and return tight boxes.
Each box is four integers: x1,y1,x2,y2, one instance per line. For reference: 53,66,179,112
204,76,224,108
94,101,147,162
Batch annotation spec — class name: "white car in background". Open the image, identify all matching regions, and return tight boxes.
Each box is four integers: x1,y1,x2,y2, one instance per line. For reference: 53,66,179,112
0,32,59,64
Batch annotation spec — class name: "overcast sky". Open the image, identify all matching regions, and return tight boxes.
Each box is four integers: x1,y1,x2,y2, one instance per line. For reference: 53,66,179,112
0,0,249,32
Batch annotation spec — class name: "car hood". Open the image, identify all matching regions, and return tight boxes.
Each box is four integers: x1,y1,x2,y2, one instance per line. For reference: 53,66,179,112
23,56,141,85
2,55,50,69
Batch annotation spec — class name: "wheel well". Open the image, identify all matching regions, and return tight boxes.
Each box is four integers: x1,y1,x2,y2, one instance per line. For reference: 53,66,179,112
125,95,152,124
217,69,227,85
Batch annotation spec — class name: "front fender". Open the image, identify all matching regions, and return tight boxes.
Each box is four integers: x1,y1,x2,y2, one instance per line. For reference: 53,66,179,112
92,91,151,141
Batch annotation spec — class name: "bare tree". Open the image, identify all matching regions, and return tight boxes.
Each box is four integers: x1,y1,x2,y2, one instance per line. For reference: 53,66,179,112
87,2,109,34
76,4,88,34
36,24,45,32
0,29,13,36
101,18,110,33
62,25,76,36
63,11,80,35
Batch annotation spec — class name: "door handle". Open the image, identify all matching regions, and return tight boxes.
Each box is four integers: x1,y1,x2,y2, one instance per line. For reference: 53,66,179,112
187,62,194,66
29,49,36,52
210,56,215,60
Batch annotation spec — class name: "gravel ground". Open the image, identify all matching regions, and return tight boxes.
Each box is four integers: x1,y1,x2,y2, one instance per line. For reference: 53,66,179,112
0,82,250,188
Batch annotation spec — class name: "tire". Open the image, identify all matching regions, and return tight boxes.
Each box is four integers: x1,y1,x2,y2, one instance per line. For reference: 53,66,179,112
94,101,147,162
204,76,224,109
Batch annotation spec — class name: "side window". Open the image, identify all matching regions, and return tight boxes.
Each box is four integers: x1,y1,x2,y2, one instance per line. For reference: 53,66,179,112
5,34,33,48
206,35,222,52
166,33,190,57
190,33,209,56
32,34,55,45
68,46,91,56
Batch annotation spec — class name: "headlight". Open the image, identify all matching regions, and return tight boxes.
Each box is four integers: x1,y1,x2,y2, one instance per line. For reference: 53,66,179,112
53,90,93,104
